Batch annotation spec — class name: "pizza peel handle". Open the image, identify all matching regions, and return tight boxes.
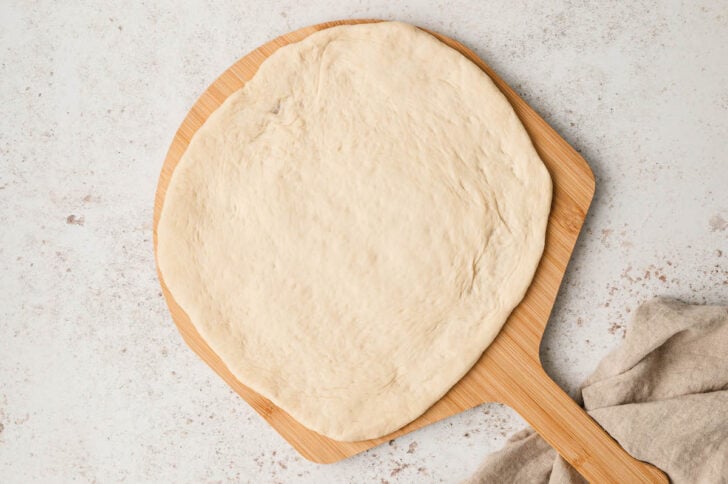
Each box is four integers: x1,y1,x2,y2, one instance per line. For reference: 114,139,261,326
483,334,668,483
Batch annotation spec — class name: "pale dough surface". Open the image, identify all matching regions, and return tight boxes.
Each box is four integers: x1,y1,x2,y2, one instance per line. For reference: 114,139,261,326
157,21,552,441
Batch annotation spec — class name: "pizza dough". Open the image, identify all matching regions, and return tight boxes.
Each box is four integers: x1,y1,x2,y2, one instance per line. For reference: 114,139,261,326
157,21,552,441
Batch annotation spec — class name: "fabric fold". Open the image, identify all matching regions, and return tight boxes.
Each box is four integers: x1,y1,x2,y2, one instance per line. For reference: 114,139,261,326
466,298,728,484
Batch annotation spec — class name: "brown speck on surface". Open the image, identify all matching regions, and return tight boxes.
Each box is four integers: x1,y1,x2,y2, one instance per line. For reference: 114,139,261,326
463,432,470,438
418,466,428,474
600,228,613,244
621,265,634,282
66,214,84,225
14,414,29,425
407,441,418,453
709,214,728,232
576,317,584,327
278,461,287,469
390,463,410,476
608,322,623,335
644,270,651,280
388,439,395,446
717,249,723,257
659,275,667,283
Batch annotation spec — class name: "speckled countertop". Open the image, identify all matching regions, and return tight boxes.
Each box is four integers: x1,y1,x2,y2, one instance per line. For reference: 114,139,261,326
1,1,726,482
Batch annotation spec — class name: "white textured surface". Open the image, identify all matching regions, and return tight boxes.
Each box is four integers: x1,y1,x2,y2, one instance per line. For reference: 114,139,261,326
0,1,726,482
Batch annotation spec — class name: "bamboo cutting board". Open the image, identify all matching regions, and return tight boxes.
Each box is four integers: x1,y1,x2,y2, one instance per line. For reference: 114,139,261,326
153,19,667,483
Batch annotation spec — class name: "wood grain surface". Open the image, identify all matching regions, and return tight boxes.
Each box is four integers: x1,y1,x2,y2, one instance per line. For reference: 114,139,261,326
153,19,667,483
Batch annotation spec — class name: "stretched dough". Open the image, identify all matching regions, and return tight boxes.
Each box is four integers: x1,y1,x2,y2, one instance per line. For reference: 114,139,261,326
158,21,552,441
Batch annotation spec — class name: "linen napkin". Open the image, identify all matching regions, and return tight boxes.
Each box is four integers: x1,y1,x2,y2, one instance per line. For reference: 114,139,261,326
466,298,728,483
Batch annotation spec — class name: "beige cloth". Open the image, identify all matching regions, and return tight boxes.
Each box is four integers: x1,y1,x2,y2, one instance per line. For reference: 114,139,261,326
467,298,728,483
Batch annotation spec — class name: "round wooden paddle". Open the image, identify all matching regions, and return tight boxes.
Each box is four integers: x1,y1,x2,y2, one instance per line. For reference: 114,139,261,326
153,19,667,483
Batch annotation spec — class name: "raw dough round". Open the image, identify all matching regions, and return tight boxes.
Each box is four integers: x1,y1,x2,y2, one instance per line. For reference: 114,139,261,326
157,21,552,441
